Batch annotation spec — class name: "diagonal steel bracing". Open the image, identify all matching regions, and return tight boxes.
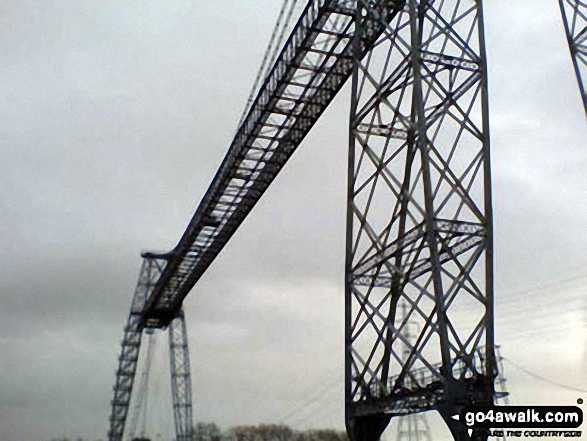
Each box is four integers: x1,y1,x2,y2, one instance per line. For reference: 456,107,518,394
560,0,587,114
345,1,494,440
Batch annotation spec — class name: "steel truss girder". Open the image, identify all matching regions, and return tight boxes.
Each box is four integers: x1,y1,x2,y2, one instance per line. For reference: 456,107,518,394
345,1,494,440
560,0,587,114
142,0,394,328
108,256,194,441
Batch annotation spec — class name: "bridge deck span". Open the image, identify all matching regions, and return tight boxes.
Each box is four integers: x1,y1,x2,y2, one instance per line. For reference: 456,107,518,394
142,0,399,328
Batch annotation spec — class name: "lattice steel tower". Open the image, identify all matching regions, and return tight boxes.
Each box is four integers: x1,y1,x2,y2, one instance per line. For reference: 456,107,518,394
394,303,433,441
108,254,194,441
345,1,494,440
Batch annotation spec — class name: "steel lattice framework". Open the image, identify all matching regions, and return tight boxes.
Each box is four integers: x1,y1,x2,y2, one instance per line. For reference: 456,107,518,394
108,255,194,441
560,0,587,113
345,1,493,440
106,1,585,441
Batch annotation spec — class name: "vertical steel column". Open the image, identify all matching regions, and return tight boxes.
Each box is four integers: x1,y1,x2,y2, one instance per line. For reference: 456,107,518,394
108,256,166,441
346,1,494,440
169,310,194,441
559,0,587,114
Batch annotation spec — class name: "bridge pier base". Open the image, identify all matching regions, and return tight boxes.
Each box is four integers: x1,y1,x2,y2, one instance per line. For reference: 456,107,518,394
347,414,391,441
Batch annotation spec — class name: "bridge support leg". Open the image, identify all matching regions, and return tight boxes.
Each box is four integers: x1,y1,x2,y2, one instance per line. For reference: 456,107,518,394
108,312,144,441
108,258,163,441
169,310,195,441
345,1,494,440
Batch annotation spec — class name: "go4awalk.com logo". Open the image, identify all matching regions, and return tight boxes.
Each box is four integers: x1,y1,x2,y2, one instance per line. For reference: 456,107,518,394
457,405,583,438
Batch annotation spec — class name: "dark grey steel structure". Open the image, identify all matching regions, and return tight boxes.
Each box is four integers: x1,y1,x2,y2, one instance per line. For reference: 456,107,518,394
345,1,493,440
107,1,501,440
108,255,194,441
139,0,377,330
560,0,587,114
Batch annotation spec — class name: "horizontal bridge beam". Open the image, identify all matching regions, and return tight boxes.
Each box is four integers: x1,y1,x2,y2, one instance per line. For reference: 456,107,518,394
140,1,403,327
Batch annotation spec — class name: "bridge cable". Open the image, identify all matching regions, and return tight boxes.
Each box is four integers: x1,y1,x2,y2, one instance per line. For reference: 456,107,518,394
502,356,587,394
278,369,341,423
289,386,341,428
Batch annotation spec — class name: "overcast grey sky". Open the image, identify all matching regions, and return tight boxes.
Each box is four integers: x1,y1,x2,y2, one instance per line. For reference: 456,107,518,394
0,1,585,441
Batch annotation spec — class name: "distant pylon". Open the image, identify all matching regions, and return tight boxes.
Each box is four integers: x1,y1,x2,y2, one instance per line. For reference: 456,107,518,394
393,300,509,441
395,303,432,441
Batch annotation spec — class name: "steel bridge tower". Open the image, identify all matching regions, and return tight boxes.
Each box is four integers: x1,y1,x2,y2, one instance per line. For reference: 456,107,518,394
345,1,493,440
108,254,194,441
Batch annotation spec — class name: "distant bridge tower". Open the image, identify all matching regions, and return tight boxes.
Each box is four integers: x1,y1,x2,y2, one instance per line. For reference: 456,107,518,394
345,1,494,440
108,254,194,441
559,0,587,114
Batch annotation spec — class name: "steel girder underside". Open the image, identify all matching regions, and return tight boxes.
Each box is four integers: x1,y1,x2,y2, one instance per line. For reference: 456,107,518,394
560,0,587,114
140,0,394,328
108,256,194,441
345,1,494,440
107,1,396,438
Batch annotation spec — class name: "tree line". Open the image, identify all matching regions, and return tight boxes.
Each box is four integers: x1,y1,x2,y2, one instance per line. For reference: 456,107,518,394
50,423,349,441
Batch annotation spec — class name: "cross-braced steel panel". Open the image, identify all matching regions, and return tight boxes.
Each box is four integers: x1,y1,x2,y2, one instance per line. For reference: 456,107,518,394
345,1,494,440
169,310,194,441
560,0,587,114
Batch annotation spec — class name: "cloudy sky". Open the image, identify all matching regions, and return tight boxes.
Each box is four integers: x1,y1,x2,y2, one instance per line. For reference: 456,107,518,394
0,1,585,441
